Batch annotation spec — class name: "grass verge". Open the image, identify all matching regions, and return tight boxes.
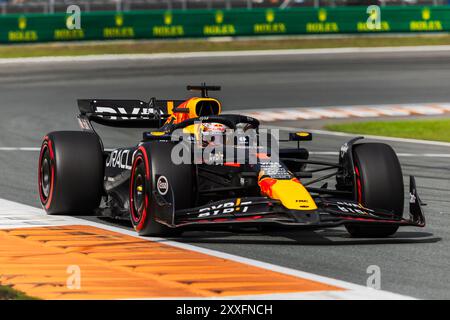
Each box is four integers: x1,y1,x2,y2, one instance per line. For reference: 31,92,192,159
0,285,36,300
325,119,450,142
3,35,450,58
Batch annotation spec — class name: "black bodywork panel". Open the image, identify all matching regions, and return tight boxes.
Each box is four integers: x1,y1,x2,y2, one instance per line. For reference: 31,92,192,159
79,94,425,232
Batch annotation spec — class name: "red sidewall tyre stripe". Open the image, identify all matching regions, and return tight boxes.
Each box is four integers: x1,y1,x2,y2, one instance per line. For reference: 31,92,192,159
38,137,55,210
130,147,150,232
354,165,363,204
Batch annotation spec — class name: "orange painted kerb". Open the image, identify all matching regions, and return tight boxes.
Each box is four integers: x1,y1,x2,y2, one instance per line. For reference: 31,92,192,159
0,225,343,299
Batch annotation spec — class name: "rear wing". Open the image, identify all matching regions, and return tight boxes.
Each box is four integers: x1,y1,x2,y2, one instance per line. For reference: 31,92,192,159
77,85,222,130
77,98,185,129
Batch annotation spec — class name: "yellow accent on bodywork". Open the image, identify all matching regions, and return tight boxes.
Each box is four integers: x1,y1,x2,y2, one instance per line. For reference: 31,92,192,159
182,124,201,135
150,131,166,136
270,180,317,210
185,97,222,117
182,123,206,144
236,198,241,211
166,101,174,115
296,132,311,138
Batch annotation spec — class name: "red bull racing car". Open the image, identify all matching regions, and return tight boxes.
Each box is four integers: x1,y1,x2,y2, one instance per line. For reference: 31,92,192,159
38,85,425,237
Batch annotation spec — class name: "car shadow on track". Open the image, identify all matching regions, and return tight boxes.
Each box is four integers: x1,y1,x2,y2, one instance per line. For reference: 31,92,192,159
174,229,440,246
94,217,440,246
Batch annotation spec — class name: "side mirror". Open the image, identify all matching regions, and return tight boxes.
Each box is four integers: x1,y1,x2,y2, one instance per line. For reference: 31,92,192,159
289,132,312,141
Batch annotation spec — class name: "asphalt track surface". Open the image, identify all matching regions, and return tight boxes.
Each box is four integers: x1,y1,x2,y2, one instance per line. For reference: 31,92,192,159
0,49,449,299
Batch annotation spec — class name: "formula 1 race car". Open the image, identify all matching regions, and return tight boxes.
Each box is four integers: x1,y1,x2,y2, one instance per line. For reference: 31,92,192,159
38,84,425,237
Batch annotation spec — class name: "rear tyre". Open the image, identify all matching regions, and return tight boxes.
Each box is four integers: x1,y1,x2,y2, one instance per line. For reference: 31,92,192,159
38,131,103,215
130,142,193,237
345,143,404,238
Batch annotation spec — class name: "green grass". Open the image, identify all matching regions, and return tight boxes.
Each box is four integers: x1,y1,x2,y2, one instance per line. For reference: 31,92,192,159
0,285,37,300
2,34,450,58
326,119,450,142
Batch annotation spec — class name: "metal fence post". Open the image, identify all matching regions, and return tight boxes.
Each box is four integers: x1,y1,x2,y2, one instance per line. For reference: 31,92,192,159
49,0,54,14
280,0,292,9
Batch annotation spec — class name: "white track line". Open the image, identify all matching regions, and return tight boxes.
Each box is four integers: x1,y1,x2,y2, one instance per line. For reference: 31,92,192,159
2,45,450,65
0,147,40,151
134,289,399,300
0,197,412,300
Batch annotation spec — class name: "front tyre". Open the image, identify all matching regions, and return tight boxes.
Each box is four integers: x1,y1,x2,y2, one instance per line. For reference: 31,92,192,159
38,131,103,215
129,151,165,235
345,143,404,238
130,145,188,237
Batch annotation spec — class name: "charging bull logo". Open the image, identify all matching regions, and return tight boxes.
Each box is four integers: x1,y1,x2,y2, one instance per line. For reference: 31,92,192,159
258,175,318,211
